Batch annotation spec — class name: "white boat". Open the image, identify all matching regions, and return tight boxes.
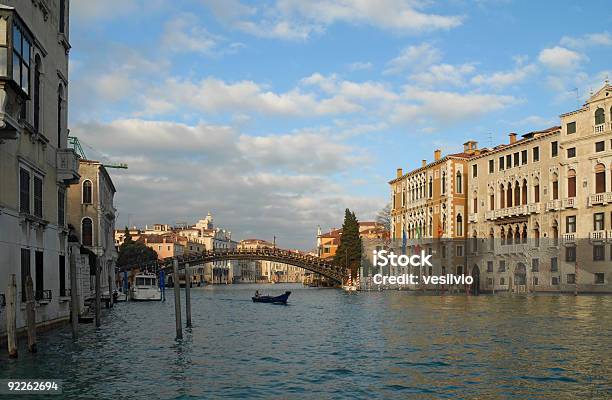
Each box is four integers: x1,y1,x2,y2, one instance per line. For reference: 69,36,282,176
130,274,162,301
342,284,357,292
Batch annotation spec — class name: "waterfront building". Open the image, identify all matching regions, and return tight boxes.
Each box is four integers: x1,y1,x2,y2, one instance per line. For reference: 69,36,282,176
317,222,389,261
0,0,77,338
236,239,306,283
467,83,612,293
66,159,118,305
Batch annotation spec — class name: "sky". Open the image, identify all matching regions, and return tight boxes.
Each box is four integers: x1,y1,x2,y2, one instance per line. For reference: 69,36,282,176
67,0,612,250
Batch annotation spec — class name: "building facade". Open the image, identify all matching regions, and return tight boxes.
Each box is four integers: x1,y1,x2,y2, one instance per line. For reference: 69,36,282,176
0,0,77,338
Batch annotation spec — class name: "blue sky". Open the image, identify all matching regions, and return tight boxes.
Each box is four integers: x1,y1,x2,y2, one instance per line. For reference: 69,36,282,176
67,0,612,249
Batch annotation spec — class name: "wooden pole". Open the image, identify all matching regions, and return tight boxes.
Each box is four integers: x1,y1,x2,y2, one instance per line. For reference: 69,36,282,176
25,276,37,353
70,252,78,339
173,259,182,339
185,263,192,328
95,257,101,327
107,263,114,308
6,274,18,358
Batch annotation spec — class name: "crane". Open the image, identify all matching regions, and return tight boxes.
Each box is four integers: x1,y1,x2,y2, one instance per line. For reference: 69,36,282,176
68,136,128,169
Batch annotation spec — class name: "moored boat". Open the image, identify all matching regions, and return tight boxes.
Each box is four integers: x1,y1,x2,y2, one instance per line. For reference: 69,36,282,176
130,273,162,301
252,291,291,304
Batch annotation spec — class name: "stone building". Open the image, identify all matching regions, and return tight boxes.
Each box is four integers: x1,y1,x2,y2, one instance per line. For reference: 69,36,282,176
467,83,612,293
0,0,77,338
67,159,117,304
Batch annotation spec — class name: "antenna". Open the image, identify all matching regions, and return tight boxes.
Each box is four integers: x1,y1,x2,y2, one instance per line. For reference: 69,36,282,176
487,132,493,148
68,136,128,169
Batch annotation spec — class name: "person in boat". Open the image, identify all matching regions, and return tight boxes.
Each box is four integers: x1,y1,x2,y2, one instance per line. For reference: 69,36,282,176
255,290,260,298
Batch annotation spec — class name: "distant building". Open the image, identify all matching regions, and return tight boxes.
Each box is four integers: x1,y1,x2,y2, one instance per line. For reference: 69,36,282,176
316,222,390,261
237,239,306,283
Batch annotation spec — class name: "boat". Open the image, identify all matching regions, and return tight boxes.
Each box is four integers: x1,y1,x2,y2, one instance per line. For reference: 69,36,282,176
130,273,162,301
252,291,291,304
342,284,357,292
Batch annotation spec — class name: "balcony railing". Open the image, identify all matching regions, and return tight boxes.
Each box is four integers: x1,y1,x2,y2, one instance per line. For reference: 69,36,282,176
562,233,576,244
594,123,605,134
590,230,607,242
35,289,52,303
588,193,612,206
527,203,540,213
468,213,478,223
546,199,561,211
485,210,495,220
57,148,81,185
562,197,576,208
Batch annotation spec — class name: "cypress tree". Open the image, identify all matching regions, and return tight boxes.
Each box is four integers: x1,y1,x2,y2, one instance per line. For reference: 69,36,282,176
333,208,362,276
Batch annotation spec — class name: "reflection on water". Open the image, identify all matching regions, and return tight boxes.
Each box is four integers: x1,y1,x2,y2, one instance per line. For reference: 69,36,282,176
1,284,611,399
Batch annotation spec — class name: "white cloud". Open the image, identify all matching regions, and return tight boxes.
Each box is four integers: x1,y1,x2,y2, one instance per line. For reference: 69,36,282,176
538,46,585,71
161,14,222,55
348,61,373,71
384,43,442,75
203,0,462,40
410,63,476,87
471,63,538,89
560,32,612,49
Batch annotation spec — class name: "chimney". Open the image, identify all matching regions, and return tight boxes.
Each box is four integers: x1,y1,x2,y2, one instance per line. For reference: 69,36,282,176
434,149,441,161
509,133,517,144
463,140,478,155
422,159,427,167
396,168,403,178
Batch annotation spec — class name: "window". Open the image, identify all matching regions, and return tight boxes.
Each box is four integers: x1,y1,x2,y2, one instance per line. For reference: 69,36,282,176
456,172,462,193
534,183,540,202
595,273,605,284
595,141,605,152
513,152,519,167
500,277,505,285
499,260,506,272
499,156,505,171
567,274,575,284
35,251,43,300
57,84,63,148
33,176,42,218
20,248,30,302
551,257,558,272
567,147,576,158
595,108,605,125
552,276,559,285
473,196,478,213
456,245,463,257
566,216,576,233
441,171,446,195
532,258,539,272
567,121,576,134
552,180,559,200
594,213,604,231
595,164,606,193
473,164,478,178
441,246,446,258
456,214,463,237
551,141,558,157
567,170,576,198
593,245,605,261
533,277,539,286
58,189,65,226
533,146,540,162
456,265,463,275
59,255,66,297
428,177,432,198
566,246,576,262
488,160,494,174
521,150,527,165
12,22,31,94
19,168,30,213
33,55,41,132
82,218,93,246
506,154,512,169
82,180,92,204
487,261,493,272
59,0,66,33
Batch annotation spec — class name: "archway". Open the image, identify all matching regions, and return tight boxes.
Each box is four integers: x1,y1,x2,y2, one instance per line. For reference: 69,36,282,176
514,262,527,293
471,264,480,295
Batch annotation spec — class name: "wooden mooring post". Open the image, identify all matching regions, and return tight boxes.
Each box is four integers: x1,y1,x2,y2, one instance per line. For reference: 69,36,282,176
6,274,18,358
95,258,101,328
185,263,192,328
70,252,78,339
173,259,183,339
25,276,37,353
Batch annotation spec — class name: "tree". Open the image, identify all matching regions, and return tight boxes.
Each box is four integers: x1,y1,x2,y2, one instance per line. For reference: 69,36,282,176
333,208,362,277
123,226,133,245
117,234,157,269
376,203,391,231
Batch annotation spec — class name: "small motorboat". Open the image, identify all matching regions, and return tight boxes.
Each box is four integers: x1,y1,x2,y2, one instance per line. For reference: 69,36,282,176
252,291,291,304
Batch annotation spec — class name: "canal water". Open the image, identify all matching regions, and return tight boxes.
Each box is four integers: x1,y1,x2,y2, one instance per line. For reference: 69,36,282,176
1,284,611,399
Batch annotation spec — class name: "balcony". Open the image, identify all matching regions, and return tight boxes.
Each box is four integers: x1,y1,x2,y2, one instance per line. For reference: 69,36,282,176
485,210,495,220
527,203,540,213
588,192,612,206
562,233,576,244
0,82,24,140
562,197,576,209
589,230,607,242
594,123,605,134
57,148,81,185
546,199,561,211
468,213,478,223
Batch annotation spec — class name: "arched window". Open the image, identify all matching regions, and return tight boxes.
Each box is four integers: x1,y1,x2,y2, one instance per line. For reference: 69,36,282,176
507,226,513,245
500,183,505,208
57,84,64,148
59,0,66,33
456,171,462,193
552,173,559,200
521,179,527,205
595,163,606,193
428,177,433,198
595,107,605,125
534,222,540,247
33,55,41,133
473,191,478,213
82,218,93,246
534,177,540,203
489,192,495,211
82,180,92,204
500,226,506,245
552,220,559,246
521,224,527,244
567,169,576,198
507,183,513,207
456,213,463,236
514,181,520,206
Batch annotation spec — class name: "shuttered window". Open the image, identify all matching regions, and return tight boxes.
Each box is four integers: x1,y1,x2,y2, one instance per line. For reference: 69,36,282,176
33,176,43,218
19,168,30,213
567,170,576,198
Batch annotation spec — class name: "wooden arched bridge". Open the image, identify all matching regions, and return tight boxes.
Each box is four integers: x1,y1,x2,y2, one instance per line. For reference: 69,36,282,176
120,247,346,283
